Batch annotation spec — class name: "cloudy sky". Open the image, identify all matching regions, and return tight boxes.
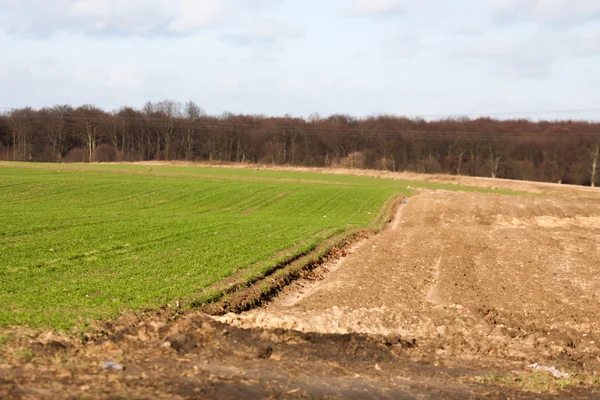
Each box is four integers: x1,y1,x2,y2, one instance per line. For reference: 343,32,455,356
1,0,599,119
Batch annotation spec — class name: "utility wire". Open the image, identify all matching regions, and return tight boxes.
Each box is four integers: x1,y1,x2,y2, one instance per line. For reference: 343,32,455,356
2,109,600,140
1,106,600,119
2,124,600,140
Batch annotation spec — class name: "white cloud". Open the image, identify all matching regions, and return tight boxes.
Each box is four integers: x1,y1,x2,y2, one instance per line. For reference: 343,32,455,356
575,29,600,56
0,64,158,109
457,30,566,78
382,29,419,59
342,0,406,17
490,0,600,26
0,0,274,37
220,19,305,46
453,25,486,37
455,26,600,79
73,64,147,90
0,0,599,118
455,13,600,78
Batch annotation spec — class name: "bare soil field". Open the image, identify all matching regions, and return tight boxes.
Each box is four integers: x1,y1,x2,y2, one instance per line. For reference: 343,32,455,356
2,169,600,399
222,191,600,368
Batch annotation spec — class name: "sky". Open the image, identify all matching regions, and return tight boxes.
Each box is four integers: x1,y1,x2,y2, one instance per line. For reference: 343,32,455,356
0,0,599,120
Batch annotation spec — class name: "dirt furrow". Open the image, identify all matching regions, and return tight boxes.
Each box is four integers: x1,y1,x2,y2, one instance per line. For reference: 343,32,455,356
218,190,600,374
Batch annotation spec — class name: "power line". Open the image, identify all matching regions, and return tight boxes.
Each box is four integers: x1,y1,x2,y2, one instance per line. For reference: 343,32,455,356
1,109,599,140
1,106,600,119
365,108,600,119
3,108,600,128
1,124,599,140
3,118,600,139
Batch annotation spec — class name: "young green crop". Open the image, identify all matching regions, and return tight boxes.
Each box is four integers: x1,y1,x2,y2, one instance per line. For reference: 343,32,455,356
0,163,411,329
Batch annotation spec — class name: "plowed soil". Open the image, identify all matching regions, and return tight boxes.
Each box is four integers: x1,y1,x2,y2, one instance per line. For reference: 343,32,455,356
221,191,600,371
2,177,600,399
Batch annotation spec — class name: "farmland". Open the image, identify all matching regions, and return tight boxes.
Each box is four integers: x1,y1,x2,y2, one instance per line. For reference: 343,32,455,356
0,162,408,328
2,162,600,399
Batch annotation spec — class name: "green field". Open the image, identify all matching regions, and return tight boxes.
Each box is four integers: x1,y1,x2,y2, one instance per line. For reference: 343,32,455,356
0,162,415,329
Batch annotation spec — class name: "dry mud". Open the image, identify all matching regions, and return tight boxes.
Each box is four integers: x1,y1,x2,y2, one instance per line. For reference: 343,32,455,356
219,191,600,374
2,182,600,398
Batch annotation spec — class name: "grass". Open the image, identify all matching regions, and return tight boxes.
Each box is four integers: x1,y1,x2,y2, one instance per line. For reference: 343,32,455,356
1,161,522,195
0,335,11,346
477,372,600,392
15,348,35,362
0,162,415,329
0,162,518,330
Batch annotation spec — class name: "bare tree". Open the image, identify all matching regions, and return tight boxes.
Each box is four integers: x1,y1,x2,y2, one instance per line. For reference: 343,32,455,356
488,145,503,179
156,100,182,160
47,105,71,161
4,102,600,188
0,113,9,159
9,108,34,161
74,105,104,162
183,101,205,160
589,141,600,187
450,137,468,175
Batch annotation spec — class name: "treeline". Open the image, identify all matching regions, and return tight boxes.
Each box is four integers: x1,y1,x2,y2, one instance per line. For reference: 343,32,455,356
1,100,599,186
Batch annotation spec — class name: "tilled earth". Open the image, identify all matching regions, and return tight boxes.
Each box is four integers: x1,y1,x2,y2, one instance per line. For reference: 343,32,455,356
222,191,600,370
2,187,600,399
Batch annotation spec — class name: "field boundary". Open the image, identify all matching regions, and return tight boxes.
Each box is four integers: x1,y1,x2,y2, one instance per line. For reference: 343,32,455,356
194,193,406,315
128,160,599,197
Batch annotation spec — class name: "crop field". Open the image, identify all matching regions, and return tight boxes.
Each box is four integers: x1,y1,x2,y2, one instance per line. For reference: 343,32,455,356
2,163,600,399
0,162,410,329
